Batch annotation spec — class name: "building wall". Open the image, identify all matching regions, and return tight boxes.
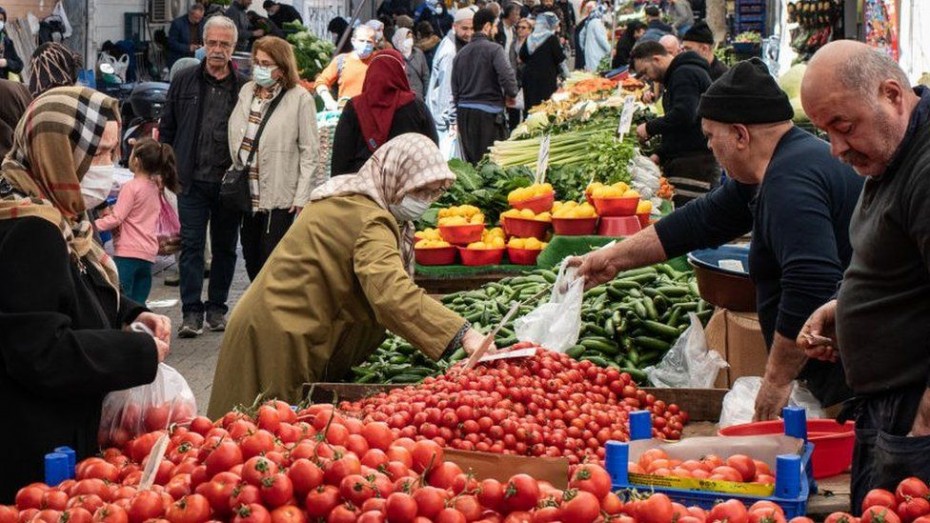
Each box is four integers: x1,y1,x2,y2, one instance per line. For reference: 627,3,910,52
2,0,55,22
87,0,146,51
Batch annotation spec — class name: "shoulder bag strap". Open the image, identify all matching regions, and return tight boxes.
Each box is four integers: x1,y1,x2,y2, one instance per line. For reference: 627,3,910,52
242,90,286,168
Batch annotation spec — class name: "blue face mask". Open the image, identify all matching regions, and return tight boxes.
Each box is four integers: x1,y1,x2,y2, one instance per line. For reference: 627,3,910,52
195,47,206,61
252,64,278,87
353,39,375,59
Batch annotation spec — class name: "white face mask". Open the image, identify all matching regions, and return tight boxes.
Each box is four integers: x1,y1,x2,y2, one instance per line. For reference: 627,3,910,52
0,21,5,33
401,38,414,58
389,195,432,222
80,165,116,209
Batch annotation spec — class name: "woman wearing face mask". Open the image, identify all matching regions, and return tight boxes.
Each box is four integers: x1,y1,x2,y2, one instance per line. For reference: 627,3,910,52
315,25,377,111
519,12,565,114
0,87,170,503
331,50,437,176
391,28,429,100
228,36,326,281
207,134,492,417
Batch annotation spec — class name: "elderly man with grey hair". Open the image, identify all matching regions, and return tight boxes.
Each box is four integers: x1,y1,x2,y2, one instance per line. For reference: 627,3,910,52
159,15,249,339
797,40,930,515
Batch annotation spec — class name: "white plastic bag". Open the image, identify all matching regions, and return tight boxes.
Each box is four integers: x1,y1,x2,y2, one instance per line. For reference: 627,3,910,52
98,363,197,447
513,262,584,352
439,129,462,161
645,313,728,388
719,376,826,428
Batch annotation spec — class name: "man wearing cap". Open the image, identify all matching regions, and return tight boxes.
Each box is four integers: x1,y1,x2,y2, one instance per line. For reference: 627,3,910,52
262,1,302,33
682,21,727,81
573,58,863,422
631,40,717,205
451,7,518,164
427,6,476,158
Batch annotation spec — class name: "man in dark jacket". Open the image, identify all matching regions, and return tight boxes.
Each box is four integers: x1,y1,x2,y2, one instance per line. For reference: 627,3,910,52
262,0,302,33
451,8,518,164
799,41,930,515
167,4,205,67
682,21,727,80
0,7,24,80
632,40,717,206
226,0,264,51
640,5,673,42
574,58,861,426
159,15,247,338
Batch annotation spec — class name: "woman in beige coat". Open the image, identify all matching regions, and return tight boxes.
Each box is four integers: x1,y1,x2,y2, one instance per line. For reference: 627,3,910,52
208,134,491,417
228,36,326,281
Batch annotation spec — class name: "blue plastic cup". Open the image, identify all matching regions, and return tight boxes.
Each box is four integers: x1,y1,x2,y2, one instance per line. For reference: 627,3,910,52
44,452,70,486
54,446,77,479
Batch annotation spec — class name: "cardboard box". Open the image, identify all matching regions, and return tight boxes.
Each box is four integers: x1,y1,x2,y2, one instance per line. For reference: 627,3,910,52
444,449,570,489
703,309,769,388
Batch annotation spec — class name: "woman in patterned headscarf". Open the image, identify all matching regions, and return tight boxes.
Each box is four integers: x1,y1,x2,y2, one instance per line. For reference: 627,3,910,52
28,42,80,97
0,87,171,503
207,133,491,416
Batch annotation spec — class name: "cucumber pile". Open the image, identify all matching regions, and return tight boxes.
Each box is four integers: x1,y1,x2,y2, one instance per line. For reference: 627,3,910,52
351,263,710,385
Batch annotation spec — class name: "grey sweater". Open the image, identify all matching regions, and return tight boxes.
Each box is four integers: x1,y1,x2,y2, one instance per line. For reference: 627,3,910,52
451,33,519,110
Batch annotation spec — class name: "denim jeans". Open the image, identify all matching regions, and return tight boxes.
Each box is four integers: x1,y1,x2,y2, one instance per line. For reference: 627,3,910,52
177,180,241,315
114,257,153,304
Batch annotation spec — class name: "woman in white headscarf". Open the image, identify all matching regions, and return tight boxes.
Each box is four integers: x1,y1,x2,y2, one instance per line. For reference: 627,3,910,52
519,12,565,112
579,2,610,71
207,134,491,417
392,27,430,99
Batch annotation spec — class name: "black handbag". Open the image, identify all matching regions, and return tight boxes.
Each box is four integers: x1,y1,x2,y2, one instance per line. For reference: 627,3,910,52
220,90,286,212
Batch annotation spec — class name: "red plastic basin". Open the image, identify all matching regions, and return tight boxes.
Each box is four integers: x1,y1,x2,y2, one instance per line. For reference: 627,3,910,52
511,193,555,214
439,224,484,245
593,196,640,217
552,217,599,236
502,217,551,241
598,216,642,237
457,247,505,266
507,246,542,265
414,246,457,266
637,212,651,228
719,419,855,479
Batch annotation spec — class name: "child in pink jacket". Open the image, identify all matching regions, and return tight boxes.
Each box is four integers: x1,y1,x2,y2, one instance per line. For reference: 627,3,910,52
95,138,179,303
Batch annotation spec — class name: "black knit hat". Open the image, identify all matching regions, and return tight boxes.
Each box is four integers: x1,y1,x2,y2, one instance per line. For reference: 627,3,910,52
698,58,794,124
682,21,714,44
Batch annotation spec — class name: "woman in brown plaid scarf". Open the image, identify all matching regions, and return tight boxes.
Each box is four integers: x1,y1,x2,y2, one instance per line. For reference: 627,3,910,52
0,87,171,502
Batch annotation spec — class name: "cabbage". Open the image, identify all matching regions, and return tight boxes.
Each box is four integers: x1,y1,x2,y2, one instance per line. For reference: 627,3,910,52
778,64,807,100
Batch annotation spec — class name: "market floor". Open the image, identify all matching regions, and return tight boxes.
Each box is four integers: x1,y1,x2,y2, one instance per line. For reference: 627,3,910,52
146,255,249,415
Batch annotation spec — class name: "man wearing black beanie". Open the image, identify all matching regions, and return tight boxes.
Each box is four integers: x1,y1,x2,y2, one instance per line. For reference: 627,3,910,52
573,58,864,422
631,40,717,206
682,21,728,80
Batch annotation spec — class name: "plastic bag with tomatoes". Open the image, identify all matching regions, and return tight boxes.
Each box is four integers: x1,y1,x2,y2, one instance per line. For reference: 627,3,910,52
98,363,197,447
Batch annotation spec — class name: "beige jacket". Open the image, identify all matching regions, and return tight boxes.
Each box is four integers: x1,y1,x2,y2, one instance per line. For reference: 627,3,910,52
207,194,465,416
228,82,326,210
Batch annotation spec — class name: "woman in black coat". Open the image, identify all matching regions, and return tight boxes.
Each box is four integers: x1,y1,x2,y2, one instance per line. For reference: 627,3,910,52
331,50,438,176
0,7,24,80
519,12,566,112
0,87,170,502
612,20,647,69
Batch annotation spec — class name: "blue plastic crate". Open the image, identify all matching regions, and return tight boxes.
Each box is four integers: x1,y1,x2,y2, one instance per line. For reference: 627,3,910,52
606,407,816,518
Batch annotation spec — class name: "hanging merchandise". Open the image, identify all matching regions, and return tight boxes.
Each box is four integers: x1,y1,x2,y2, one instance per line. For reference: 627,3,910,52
786,0,843,61
863,0,900,60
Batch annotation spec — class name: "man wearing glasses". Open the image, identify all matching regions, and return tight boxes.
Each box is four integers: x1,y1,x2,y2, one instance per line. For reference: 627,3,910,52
160,15,249,338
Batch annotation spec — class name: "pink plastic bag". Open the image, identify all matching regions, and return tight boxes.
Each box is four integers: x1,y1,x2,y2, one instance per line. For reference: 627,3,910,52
156,193,181,255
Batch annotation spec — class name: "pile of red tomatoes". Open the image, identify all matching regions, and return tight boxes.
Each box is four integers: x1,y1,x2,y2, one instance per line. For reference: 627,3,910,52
6,400,695,523
341,347,688,464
